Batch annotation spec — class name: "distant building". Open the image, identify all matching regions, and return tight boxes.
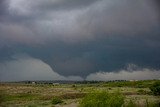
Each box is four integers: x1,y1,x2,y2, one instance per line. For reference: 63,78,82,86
129,80,138,82
52,83,60,86
32,82,36,84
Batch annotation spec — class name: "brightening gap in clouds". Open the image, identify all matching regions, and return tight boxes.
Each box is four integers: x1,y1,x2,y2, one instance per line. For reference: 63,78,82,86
86,64,160,81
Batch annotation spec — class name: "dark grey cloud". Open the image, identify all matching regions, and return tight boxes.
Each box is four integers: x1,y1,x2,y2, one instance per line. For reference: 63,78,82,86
153,0,160,11
0,0,160,81
0,0,8,22
1,0,160,43
0,0,6,14
32,0,98,11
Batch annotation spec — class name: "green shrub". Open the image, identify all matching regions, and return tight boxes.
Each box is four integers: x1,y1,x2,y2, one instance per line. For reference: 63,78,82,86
149,81,160,96
51,96,63,105
79,90,124,107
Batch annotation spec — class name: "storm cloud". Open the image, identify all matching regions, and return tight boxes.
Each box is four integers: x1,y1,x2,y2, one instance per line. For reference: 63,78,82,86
0,54,83,81
0,0,160,81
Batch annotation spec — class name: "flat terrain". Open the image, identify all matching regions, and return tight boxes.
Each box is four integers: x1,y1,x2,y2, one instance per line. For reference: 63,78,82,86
0,80,160,107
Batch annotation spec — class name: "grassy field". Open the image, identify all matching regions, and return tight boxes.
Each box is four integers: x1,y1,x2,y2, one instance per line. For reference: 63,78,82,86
0,80,160,107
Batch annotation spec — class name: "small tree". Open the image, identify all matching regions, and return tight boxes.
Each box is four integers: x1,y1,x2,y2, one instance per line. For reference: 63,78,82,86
149,81,160,96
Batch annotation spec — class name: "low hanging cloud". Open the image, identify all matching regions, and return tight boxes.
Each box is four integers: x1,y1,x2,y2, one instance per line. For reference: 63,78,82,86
0,54,83,82
86,64,160,81
0,54,160,81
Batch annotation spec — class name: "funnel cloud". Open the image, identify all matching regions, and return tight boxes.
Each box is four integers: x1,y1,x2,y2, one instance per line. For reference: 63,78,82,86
0,0,160,81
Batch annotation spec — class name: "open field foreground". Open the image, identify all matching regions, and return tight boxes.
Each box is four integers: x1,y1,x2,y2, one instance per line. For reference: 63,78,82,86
0,80,160,107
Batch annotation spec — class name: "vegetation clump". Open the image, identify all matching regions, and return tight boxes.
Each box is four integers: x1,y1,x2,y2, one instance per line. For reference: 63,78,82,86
149,81,160,96
80,90,124,107
137,89,149,95
51,96,63,105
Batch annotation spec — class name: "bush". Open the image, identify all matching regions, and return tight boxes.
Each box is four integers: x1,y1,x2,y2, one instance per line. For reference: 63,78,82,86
149,81,160,96
79,90,124,107
51,96,63,105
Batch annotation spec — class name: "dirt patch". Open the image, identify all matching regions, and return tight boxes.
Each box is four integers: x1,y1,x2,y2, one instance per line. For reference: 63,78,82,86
60,93,86,99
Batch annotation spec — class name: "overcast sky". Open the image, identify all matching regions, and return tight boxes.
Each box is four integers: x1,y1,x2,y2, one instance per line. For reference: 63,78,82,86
0,0,160,81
